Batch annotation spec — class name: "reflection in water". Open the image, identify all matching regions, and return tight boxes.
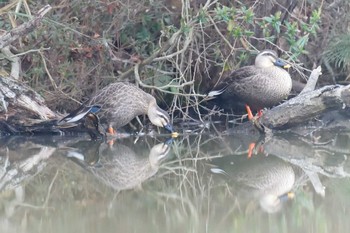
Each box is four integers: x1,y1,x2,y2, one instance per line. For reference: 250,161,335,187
67,139,172,191
0,136,57,233
0,130,350,232
0,137,56,191
210,155,300,213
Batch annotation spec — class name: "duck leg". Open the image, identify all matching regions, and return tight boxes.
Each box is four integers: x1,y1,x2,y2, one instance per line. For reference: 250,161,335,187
245,104,265,133
245,105,264,119
245,104,254,120
107,124,116,146
108,124,116,135
247,140,266,158
247,142,256,158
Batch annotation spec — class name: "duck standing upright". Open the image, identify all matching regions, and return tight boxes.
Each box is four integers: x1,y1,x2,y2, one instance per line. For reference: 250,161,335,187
208,50,292,119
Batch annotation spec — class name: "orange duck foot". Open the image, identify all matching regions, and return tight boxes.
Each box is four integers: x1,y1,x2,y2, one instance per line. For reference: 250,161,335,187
108,126,116,135
247,142,256,158
245,104,254,120
247,143,265,158
245,105,265,133
245,104,264,120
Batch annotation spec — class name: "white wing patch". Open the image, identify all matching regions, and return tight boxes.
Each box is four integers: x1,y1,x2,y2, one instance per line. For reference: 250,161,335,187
208,87,226,97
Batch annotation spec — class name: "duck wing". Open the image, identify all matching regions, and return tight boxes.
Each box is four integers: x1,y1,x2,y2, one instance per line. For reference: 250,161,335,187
208,66,258,97
58,104,101,125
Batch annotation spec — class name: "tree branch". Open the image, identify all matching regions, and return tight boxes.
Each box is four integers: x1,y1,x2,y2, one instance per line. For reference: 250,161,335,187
0,5,52,49
117,30,183,81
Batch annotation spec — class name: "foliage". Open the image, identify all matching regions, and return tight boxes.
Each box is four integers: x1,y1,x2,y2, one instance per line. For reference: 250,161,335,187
0,0,348,118
324,34,350,69
211,2,321,61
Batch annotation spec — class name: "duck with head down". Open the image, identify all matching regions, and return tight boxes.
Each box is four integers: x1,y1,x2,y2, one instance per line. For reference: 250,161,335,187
88,82,174,134
59,82,174,135
208,50,292,119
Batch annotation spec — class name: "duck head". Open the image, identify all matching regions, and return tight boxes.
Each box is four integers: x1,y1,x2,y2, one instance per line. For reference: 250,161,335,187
148,101,173,133
255,50,291,69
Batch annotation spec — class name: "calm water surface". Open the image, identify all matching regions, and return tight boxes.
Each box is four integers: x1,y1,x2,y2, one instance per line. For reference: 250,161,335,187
1,129,350,233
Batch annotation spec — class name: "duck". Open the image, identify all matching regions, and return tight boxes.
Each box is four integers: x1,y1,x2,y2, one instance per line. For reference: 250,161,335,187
85,82,173,134
210,154,297,213
65,138,172,191
208,50,292,119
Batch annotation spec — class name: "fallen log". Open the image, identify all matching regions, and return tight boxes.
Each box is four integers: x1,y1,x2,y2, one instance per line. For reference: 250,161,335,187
259,66,350,130
0,5,55,121
0,76,57,121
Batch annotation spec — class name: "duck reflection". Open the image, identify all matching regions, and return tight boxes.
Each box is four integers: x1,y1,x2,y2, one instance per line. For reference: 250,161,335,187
67,138,172,191
210,155,301,213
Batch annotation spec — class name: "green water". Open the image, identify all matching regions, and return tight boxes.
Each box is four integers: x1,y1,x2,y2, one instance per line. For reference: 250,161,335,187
1,131,350,233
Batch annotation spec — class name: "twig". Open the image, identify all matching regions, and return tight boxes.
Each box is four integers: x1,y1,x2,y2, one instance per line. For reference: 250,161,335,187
9,47,51,57
117,30,183,81
1,46,20,80
0,5,52,49
39,49,81,104
39,49,57,89
134,63,206,97
0,1,17,14
207,14,235,51
153,28,193,62
43,169,59,207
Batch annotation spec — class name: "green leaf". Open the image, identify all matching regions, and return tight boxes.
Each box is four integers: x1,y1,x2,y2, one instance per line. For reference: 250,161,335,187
295,35,309,50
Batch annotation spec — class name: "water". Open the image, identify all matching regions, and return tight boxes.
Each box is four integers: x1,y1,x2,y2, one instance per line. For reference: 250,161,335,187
1,129,350,233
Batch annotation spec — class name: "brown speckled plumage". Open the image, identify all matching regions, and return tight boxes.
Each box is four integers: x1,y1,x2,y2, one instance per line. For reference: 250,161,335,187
211,155,296,213
87,141,170,190
88,82,172,131
209,50,292,111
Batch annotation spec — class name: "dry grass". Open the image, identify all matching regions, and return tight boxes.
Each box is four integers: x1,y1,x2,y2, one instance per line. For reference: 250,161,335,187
1,0,348,121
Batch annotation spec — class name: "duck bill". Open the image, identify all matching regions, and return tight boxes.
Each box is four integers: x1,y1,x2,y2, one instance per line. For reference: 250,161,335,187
274,59,291,69
279,192,295,202
283,64,291,69
164,123,174,133
164,123,179,138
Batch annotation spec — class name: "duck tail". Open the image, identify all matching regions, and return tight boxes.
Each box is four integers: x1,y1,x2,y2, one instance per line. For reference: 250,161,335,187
58,105,101,125
207,87,226,97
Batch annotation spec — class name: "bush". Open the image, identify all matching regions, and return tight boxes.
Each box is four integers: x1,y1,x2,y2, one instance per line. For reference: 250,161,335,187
2,0,348,119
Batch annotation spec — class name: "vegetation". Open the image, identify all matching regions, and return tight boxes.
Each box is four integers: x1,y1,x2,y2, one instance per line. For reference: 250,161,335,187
0,0,350,119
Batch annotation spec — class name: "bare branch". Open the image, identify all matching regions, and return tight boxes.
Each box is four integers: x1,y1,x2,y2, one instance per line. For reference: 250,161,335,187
134,63,206,97
299,66,322,94
1,47,20,80
117,30,183,81
0,5,52,49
